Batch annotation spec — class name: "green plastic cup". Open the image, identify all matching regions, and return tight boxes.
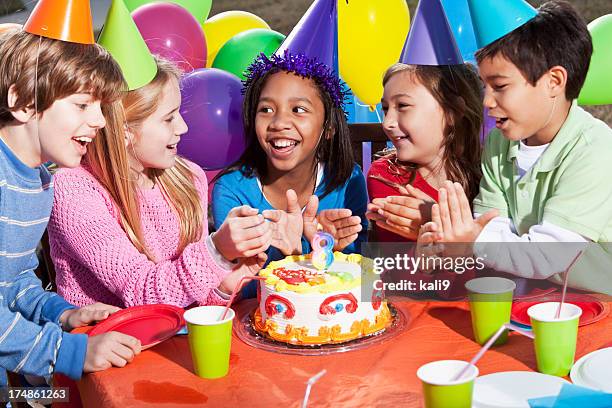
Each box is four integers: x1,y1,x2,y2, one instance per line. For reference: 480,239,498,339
465,277,516,345
417,360,479,408
528,302,582,376
183,306,235,379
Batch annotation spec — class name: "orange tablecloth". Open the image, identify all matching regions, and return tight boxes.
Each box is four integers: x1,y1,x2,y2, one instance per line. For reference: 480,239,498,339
70,300,610,408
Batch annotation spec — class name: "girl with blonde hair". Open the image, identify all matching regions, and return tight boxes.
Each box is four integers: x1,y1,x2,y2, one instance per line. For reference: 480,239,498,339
48,58,268,307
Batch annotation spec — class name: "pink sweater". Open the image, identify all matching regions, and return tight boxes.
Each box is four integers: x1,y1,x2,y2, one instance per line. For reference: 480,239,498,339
48,162,231,308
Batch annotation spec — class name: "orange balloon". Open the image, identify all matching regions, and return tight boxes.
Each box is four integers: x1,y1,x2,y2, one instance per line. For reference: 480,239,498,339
0,23,22,35
23,0,94,44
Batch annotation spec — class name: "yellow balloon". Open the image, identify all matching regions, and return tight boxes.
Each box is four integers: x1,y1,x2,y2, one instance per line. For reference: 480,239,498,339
203,11,270,68
338,0,410,107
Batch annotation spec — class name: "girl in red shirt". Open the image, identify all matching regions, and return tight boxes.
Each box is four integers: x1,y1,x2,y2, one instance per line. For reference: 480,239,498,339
367,63,484,242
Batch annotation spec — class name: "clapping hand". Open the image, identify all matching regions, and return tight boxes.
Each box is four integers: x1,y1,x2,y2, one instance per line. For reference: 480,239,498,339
263,190,317,255
366,181,435,240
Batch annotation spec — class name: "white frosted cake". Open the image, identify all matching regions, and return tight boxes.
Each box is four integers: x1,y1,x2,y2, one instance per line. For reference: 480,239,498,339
254,253,391,345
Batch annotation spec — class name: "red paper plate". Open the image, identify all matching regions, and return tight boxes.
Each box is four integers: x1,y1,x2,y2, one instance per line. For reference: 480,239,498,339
511,294,610,328
88,304,185,349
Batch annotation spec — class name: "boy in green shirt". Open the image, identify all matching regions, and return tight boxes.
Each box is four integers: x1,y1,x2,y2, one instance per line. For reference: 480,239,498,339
419,1,612,294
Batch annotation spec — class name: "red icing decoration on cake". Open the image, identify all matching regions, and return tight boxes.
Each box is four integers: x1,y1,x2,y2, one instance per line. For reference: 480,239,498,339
272,267,323,285
265,294,296,318
372,289,383,310
320,293,358,315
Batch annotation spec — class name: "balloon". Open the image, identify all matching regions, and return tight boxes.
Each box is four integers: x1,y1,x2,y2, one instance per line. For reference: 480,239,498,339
203,11,270,68
481,107,496,143
346,91,383,124
212,29,285,80
124,0,212,23
440,0,478,64
578,14,612,106
179,69,247,170
338,0,410,107
205,169,222,202
0,23,22,35
133,3,207,72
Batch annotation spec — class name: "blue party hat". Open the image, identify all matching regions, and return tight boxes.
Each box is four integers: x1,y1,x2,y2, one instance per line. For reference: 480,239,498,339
467,0,537,49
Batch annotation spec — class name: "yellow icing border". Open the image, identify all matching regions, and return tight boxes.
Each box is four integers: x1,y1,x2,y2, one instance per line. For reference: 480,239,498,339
260,252,374,294
253,302,392,345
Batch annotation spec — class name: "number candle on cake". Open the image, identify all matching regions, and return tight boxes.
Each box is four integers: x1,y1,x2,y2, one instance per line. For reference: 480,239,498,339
311,231,334,271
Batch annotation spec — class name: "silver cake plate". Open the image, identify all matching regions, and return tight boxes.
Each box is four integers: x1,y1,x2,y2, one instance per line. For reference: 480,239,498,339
233,299,409,355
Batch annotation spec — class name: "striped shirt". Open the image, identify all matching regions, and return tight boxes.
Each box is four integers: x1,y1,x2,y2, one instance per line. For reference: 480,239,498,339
0,137,86,385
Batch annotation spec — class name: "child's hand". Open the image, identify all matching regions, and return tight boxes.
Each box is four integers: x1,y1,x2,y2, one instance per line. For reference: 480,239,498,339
302,197,360,251
84,332,141,372
438,182,497,243
59,303,120,331
317,209,362,251
213,205,272,261
302,195,321,243
420,182,497,256
416,224,444,274
218,253,268,294
365,202,386,223
262,189,306,256
368,185,434,240
367,201,412,239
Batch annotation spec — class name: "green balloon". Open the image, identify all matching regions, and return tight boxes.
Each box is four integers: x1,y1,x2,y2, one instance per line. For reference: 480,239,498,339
212,29,285,80
124,0,212,23
578,14,612,106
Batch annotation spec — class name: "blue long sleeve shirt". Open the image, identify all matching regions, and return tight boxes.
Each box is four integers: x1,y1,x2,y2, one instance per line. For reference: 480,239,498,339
212,164,369,263
0,137,86,385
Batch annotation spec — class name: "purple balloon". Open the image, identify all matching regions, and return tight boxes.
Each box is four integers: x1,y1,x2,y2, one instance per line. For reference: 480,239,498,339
179,69,246,170
481,107,497,143
132,2,206,72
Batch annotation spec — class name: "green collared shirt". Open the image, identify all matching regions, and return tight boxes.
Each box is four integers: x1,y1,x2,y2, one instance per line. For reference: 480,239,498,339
474,103,612,293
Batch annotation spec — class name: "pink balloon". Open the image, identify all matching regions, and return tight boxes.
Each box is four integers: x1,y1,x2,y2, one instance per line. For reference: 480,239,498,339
205,169,221,202
132,3,207,72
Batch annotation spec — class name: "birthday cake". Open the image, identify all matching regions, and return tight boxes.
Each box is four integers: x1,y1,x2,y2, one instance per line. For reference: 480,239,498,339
254,252,392,345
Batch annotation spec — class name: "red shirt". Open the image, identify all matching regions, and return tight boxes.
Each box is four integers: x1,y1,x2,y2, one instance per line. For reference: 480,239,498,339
367,157,438,242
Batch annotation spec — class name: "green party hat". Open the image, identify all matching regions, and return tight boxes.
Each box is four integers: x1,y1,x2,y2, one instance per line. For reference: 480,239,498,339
98,0,157,90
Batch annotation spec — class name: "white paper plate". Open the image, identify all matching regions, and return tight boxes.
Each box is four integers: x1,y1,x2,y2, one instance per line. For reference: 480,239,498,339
570,347,612,392
473,371,569,408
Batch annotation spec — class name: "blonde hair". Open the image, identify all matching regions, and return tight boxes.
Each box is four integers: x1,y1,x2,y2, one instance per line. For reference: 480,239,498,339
85,58,203,261
381,63,483,202
0,30,125,126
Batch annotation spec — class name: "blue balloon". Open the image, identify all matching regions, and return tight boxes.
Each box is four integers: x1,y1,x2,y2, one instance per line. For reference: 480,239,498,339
440,0,479,64
346,89,383,124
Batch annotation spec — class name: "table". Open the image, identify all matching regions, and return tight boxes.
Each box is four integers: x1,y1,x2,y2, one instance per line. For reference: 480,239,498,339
66,300,611,408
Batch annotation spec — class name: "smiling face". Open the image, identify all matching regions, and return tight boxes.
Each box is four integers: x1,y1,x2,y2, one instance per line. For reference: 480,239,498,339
381,70,446,167
127,78,188,171
479,54,555,142
255,71,326,174
37,93,106,168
